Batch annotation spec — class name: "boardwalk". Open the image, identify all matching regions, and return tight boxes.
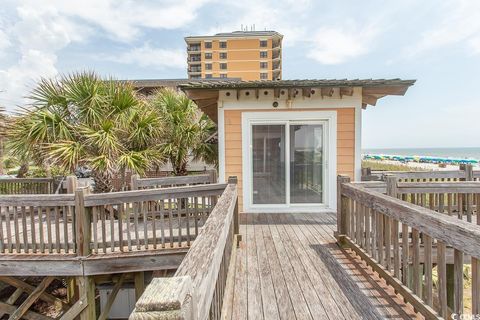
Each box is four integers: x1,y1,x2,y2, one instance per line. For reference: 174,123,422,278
223,212,422,320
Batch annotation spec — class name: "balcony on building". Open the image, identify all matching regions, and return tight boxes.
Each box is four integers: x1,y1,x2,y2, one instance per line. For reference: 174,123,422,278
188,54,202,63
187,43,201,52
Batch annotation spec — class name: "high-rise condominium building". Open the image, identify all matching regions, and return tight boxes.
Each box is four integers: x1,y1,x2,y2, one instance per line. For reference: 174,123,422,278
185,31,283,81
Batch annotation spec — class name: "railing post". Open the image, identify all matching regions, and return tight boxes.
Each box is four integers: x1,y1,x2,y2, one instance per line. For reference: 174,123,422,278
129,276,195,320
385,175,398,198
336,175,350,239
228,176,240,245
66,175,78,194
131,174,140,190
75,187,91,256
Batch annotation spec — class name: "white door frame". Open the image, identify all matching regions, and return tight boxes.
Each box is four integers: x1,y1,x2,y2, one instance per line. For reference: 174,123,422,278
242,111,337,213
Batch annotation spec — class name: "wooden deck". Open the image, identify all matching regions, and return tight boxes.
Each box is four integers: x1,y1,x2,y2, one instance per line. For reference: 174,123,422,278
223,212,422,320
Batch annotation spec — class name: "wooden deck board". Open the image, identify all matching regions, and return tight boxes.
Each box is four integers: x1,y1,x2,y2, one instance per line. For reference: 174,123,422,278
225,212,423,320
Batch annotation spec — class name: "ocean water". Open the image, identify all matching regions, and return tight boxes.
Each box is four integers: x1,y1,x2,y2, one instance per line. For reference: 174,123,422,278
362,147,480,160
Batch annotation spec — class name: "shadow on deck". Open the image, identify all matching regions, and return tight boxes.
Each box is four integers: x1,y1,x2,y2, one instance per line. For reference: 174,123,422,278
223,212,422,320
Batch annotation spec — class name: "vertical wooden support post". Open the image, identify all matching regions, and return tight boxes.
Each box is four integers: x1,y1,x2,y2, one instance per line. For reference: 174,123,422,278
66,175,78,194
131,174,140,191
337,175,351,238
447,263,455,310
134,272,145,301
465,164,473,222
77,276,96,320
228,176,240,246
209,170,218,184
75,187,91,256
66,277,77,303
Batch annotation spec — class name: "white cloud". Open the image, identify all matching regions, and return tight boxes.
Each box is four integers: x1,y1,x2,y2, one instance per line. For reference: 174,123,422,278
0,0,211,111
307,25,379,65
0,29,11,51
106,44,186,70
18,0,212,42
406,0,480,57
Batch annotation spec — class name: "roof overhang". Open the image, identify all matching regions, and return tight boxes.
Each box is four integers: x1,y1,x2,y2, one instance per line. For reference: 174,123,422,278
179,79,416,123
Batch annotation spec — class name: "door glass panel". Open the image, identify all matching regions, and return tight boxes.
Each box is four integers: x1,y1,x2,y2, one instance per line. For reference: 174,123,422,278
290,124,324,204
252,125,286,204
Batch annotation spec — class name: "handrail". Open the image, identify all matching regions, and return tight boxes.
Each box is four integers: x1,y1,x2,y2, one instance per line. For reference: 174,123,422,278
341,183,480,258
362,164,479,182
84,183,226,206
130,177,239,320
132,173,215,189
337,175,480,318
0,179,227,256
0,177,55,195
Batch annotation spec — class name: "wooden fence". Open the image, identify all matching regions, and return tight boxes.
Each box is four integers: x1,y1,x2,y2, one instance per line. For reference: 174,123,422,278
361,164,480,182
130,177,239,320
0,176,226,255
0,178,56,195
131,171,216,190
337,175,480,319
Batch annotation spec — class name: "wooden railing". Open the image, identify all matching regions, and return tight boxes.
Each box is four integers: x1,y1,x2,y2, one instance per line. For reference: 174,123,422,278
0,176,226,255
131,172,216,190
82,183,224,254
130,177,239,320
362,164,480,182
337,175,480,319
0,178,56,195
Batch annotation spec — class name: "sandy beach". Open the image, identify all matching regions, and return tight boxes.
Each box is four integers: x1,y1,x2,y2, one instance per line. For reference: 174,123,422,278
366,159,476,171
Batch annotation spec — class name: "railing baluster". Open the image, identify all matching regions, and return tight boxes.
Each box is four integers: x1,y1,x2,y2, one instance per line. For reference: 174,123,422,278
392,218,400,278
411,228,420,295
385,215,391,271
423,234,432,307
377,211,384,265
401,223,409,285
437,241,448,319
454,249,464,314
365,207,371,255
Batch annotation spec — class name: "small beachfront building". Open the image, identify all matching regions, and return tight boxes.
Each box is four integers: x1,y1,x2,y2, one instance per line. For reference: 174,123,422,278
180,79,415,212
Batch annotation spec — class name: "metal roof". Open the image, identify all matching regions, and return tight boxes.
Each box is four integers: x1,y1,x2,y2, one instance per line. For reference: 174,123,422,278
185,30,283,40
178,79,416,90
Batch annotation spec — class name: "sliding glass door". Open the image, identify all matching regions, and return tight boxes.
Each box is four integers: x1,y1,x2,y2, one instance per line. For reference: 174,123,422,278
251,122,325,207
290,124,324,204
252,125,286,204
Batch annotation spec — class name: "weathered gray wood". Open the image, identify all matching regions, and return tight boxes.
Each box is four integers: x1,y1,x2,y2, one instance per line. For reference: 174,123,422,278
131,181,236,320
59,294,87,320
423,234,432,307
77,276,95,320
397,181,480,194
343,236,440,320
99,274,126,320
130,276,194,320
453,249,463,314
136,174,212,188
437,241,448,319
84,183,226,206
337,175,351,236
75,187,91,256
0,194,75,206
0,302,51,320
9,276,54,320
342,183,480,259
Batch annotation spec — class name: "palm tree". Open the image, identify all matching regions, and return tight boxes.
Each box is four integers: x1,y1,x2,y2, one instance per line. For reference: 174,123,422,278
7,72,165,192
149,88,217,176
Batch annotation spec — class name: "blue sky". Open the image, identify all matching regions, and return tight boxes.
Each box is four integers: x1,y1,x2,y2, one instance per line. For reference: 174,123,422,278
0,0,479,148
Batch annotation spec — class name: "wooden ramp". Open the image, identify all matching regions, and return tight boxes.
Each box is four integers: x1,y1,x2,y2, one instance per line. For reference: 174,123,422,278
223,212,423,320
